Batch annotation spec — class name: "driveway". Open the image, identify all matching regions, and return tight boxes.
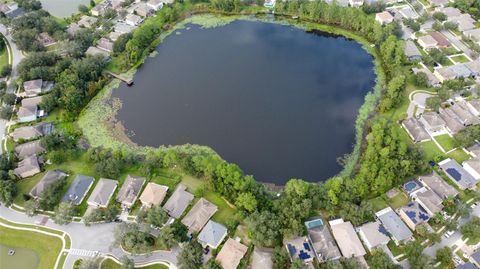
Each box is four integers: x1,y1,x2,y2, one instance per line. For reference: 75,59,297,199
441,30,473,58
0,205,179,269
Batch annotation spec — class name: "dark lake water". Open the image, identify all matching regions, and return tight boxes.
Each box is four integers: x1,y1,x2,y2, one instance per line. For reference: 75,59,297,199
112,19,376,184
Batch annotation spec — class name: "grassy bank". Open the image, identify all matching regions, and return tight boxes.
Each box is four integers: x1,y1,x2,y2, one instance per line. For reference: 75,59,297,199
101,258,168,269
0,225,63,269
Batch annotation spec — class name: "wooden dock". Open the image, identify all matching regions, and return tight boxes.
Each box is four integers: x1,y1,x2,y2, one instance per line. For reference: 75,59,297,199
104,71,134,85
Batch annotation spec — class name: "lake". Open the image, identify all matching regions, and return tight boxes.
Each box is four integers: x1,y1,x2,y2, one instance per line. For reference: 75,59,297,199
0,244,39,269
112,19,376,184
40,0,89,17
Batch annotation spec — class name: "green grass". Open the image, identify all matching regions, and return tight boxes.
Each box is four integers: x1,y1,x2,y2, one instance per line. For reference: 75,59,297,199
450,55,469,63
434,134,456,152
101,258,168,269
56,252,68,269
0,225,63,269
369,196,389,212
0,44,9,71
388,192,410,209
387,241,405,257
447,149,470,164
419,140,446,161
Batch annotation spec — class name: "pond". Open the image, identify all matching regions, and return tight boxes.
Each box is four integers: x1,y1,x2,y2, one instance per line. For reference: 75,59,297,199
0,244,39,269
40,0,89,18
112,19,376,184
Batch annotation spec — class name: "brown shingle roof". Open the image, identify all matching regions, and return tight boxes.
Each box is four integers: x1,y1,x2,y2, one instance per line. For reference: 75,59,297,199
216,238,248,269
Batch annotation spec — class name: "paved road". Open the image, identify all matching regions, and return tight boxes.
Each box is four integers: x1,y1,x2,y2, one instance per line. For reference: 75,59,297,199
441,30,473,58
423,203,480,257
0,205,178,269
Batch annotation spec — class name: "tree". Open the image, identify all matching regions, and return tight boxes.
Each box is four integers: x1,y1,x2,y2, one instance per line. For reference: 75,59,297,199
368,249,401,269
145,204,168,227
433,12,447,21
113,223,154,254
245,210,281,247
78,4,89,13
405,241,433,269
178,241,203,269
426,96,442,111
113,33,133,54
429,48,448,65
235,192,258,212
444,21,459,31
0,180,17,206
78,258,99,269
460,217,480,242
272,246,291,269
203,260,222,269
0,106,13,120
24,199,38,216
53,202,76,225
413,72,429,88
2,93,16,105
156,225,177,249
290,259,307,269
379,75,406,111
120,256,134,269
454,125,480,148
38,177,67,210
436,247,454,269
0,65,12,77
432,21,444,31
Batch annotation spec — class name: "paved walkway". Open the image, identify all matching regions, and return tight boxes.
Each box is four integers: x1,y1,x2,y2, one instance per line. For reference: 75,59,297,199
0,205,178,269
441,30,473,57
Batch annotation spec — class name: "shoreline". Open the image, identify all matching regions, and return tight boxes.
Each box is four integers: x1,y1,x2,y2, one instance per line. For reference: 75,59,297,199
77,13,385,185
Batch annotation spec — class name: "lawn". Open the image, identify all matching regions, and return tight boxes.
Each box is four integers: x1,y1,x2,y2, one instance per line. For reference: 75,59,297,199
387,192,410,209
419,140,445,162
100,258,168,269
0,39,9,71
450,55,470,63
0,225,62,269
447,149,470,164
434,134,456,152
369,196,389,212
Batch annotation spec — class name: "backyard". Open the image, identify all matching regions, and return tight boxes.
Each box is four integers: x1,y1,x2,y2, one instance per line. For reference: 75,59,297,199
434,134,456,152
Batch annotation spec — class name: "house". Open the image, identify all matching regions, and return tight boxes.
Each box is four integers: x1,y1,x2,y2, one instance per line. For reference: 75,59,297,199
30,170,68,198
111,0,125,10
449,102,479,126
139,182,168,207
349,0,364,7
428,0,448,7
466,99,480,116
284,236,315,263
329,219,366,258
87,178,118,208
431,32,450,48
305,218,341,262
14,156,41,179
399,6,419,19
411,187,444,216
23,79,54,96
357,221,390,251
181,198,217,233
147,0,163,10
448,14,476,32
464,28,480,43
457,263,477,269
114,22,136,34
91,1,111,16
116,175,145,208
17,96,43,123
438,7,462,18
197,220,227,249
418,35,438,50
37,32,56,47
439,107,465,133
439,158,478,189
466,143,480,157
86,46,111,59
216,238,248,269
434,64,473,83
375,207,413,244
470,249,480,268
375,11,394,25
405,40,422,61
399,202,430,230
78,15,98,28
418,172,459,199
251,247,273,269
163,184,194,218
62,175,94,205
125,14,143,26
15,140,46,160
134,3,154,17
1,3,24,18
412,67,440,87
109,31,123,41
97,38,114,53
11,123,53,142
420,112,446,134
67,23,81,36
402,118,430,143
463,158,480,180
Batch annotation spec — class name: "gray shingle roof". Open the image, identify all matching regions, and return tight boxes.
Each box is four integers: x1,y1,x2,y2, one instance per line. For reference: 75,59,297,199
251,247,273,269
62,175,94,205
439,158,478,189
419,172,459,199
376,207,413,242
87,178,117,207
197,220,227,249
15,140,46,159
181,198,217,233
116,175,145,206
163,184,194,218
30,170,67,198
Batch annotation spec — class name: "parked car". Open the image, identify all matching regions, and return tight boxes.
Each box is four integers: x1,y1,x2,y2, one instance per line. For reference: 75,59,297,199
444,230,454,238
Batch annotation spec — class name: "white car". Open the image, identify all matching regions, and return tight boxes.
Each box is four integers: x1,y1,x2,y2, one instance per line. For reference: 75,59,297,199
470,202,478,209
444,230,455,238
